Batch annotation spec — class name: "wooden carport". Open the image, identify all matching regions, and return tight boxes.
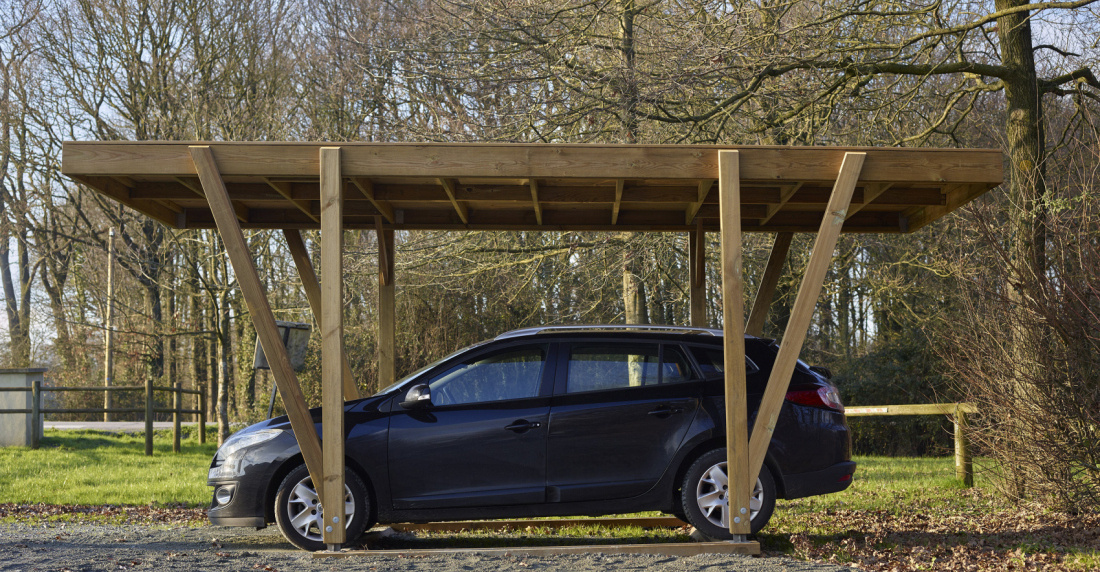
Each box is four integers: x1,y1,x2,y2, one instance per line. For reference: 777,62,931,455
61,142,1002,552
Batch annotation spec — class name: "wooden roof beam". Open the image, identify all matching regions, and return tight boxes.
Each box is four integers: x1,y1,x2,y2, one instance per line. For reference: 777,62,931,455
686,180,713,225
758,183,802,226
352,178,395,224
437,177,469,224
264,178,318,223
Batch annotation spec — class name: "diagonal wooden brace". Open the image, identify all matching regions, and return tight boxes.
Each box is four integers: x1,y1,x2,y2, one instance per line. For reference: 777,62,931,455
189,146,326,498
283,229,361,401
745,152,865,490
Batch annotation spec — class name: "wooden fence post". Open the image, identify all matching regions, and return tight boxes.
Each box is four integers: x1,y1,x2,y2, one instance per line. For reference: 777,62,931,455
954,405,973,487
173,383,182,453
145,377,154,456
199,386,207,444
31,380,40,450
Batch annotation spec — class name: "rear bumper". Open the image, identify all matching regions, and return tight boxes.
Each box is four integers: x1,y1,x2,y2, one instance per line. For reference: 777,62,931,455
781,461,856,499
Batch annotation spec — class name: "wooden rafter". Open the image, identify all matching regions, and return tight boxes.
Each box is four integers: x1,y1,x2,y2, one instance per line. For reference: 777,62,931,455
685,180,713,225
352,177,395,224
846,183,893,220
746,152,865,492
188,145,326,499
758,182,803,226
437,177,469,224
265,178,318,223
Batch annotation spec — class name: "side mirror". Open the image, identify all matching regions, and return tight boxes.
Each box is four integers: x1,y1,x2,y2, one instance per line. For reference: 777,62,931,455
399,384,432,409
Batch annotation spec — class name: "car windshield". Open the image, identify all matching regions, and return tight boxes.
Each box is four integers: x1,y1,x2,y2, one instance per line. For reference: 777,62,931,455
371,340,492,396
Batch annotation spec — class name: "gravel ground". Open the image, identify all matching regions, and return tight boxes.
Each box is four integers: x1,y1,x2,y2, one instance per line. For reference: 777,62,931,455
0,522,853,572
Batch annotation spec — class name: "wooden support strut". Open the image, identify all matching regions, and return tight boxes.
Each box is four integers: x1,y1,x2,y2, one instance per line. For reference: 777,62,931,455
689,221,707,327
283,229,361,401
375,216,396,389
718,150,751,537
745,152,865,491
188,145,327,497
320,147,346,548
745,232,794,337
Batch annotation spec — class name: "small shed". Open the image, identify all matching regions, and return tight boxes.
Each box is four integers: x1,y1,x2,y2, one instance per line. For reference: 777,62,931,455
62,142,1003,551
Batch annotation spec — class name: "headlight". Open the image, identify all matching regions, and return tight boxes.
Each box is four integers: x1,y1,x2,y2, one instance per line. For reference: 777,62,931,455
218,428,283,457
209,429,282,480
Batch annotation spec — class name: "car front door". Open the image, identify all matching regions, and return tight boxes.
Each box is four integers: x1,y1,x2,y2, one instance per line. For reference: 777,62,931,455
545,342,700,503
387,343,554,510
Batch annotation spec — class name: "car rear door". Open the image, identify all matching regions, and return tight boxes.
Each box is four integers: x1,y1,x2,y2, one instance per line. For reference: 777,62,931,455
544,341,700,503
387,343,555,509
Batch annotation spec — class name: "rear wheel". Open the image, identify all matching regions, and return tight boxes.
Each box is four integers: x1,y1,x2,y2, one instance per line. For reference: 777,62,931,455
680,448,776,539
274,464,372,551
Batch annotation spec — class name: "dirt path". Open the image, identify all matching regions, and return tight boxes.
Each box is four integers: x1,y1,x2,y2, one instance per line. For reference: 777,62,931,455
0,522,852,571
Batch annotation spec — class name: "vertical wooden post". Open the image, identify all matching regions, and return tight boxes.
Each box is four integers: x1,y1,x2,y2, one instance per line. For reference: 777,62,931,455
199,385,207,444
376,217,396,390
320,147,346,549
145,375,154,456
189,145,326,498
746,152,864,487
103,228,115,422
718,150,751,538
283,229,361,401
30,379,40,450
173,383,182,453
955,405,973,487
689,222,707,327
745,232,793,337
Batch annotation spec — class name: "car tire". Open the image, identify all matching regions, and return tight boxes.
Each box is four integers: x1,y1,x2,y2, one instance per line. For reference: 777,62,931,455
680,448,776,539
274,464,372,551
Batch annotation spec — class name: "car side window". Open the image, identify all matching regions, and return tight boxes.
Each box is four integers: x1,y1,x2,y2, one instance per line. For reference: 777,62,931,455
427,345,547,406
661,345,693,383
565,343,695,393
689,346,759,377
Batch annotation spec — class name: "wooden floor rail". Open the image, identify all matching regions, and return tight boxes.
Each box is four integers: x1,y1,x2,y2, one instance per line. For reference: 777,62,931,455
0,381,206,451
845,402,976,487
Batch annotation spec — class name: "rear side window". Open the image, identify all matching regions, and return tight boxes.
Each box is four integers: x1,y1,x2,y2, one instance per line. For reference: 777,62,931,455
690,346,759,377
566,343,695,393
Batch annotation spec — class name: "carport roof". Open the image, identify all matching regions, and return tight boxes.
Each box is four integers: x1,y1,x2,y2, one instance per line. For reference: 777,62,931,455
61,142,1003,234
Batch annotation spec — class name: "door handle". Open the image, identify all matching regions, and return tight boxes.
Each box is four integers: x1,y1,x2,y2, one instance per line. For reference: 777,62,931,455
647,405,684,418
505,419,541,433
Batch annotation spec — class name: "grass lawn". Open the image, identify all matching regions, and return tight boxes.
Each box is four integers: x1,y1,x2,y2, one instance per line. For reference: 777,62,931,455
1,431,1096,570
0,429,217,507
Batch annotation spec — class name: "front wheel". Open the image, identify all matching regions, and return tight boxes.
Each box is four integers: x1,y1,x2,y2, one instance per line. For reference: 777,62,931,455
680,448,776,539
274,464,372,551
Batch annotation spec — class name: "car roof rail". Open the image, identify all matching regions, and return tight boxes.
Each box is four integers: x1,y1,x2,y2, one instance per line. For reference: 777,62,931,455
494,324,732,340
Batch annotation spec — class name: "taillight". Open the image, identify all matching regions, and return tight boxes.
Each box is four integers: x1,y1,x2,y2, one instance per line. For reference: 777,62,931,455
785,385,844,412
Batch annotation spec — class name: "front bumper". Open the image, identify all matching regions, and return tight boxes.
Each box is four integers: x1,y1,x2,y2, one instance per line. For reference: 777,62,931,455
208,478,269,528
781,460,856,499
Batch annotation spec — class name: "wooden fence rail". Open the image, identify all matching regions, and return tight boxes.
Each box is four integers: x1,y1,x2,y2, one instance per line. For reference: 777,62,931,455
0,381,206,454
845,402,977,487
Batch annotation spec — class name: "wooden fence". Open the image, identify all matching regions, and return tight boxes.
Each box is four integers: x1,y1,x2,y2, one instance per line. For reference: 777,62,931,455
0,381,205,454
845,402,977,487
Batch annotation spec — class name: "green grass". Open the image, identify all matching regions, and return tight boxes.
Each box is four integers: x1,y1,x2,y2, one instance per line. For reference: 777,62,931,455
0,429,218,507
